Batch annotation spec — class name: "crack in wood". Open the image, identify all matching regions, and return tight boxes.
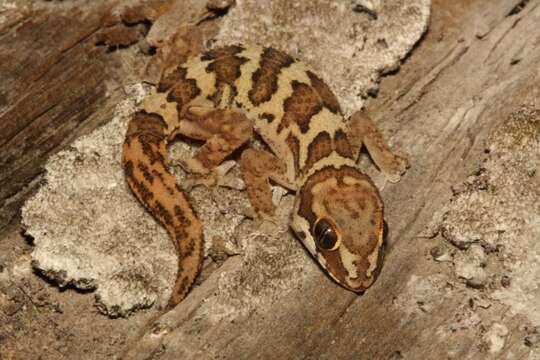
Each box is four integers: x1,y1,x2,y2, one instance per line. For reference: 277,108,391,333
484,16,523,65
397,44,469,117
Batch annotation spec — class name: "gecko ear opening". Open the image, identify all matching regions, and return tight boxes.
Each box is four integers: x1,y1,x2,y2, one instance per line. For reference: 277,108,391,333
312,218,341,251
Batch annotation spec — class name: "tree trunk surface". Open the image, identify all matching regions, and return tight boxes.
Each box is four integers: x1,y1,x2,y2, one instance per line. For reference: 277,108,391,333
1,1,539,359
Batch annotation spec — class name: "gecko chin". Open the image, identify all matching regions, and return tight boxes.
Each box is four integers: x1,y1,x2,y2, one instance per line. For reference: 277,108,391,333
291,166,386,292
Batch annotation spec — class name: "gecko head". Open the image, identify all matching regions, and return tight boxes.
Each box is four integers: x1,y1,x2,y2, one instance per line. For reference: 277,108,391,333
291,166,386,292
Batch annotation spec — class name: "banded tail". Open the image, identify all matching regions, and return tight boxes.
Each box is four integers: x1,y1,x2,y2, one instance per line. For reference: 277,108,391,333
122,111,204,306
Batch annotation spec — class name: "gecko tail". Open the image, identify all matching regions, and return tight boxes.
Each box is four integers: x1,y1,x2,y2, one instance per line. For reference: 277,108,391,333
122,110,204,307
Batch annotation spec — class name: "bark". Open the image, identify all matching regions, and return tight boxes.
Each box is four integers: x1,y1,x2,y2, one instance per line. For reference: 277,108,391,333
1,1,539,359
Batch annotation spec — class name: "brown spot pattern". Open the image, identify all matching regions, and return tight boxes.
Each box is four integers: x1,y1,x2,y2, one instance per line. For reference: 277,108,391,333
304,131,333,173
279,80,323,133
153,200,174,227
158,67,187,93
174,205,191,227
174,226,188,242
124,160,134,178
138,138,165,165
248,47,295,106
307,71,341,114
167,75,201,113
127,172,154,205
205,52,247,84
205,51,249,106
333,129,354,159
260,112,275,123
138,161,154,184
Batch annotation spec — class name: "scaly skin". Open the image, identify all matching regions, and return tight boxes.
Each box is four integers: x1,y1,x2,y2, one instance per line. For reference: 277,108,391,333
123,45,408,306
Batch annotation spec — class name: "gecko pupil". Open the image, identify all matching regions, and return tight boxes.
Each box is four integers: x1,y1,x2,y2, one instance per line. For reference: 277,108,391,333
313,219,338,250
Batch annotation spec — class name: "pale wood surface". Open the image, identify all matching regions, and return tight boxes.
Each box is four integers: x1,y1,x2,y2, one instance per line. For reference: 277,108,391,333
2,1,539,359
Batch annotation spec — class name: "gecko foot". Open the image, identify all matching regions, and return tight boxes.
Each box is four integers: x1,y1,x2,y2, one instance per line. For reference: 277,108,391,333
183,160,245,190
385,153,409,183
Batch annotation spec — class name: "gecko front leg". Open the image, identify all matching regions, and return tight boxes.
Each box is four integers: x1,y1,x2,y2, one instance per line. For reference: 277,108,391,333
346,111,409,183
172,107,253,188
239,148,297,217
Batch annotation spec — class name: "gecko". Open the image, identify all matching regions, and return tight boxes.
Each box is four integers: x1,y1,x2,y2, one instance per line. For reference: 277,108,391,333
122,45,408,307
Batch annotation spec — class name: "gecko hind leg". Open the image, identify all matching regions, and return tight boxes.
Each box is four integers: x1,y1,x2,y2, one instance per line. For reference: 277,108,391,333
172,108,253,188
239,148,295,217
346,111,409,183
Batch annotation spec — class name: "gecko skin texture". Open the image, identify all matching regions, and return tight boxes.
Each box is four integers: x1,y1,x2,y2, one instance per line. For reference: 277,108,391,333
122,45,408,307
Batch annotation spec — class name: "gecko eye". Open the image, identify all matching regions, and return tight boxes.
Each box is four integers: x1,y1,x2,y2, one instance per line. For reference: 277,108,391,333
312,218,341,251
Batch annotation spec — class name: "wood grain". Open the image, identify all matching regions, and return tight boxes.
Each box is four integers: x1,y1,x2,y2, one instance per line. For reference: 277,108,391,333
2,0,539,359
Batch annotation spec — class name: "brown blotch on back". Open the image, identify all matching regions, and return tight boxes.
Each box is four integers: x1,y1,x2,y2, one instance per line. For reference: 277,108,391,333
138,138,165,165
158,67,187,93
167,76,201,113
205,53,248,85
307,71,341,114
205,53,249,107
248,47,295,106
279,80,323,133
304,131,333,173
333,129,355,159
260,112,275,123
285,133,301,175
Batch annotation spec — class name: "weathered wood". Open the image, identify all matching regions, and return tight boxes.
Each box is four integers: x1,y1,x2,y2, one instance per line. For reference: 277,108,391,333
0,1,218,358
2,0,540,359
0,6,115,229
123,0,540,359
